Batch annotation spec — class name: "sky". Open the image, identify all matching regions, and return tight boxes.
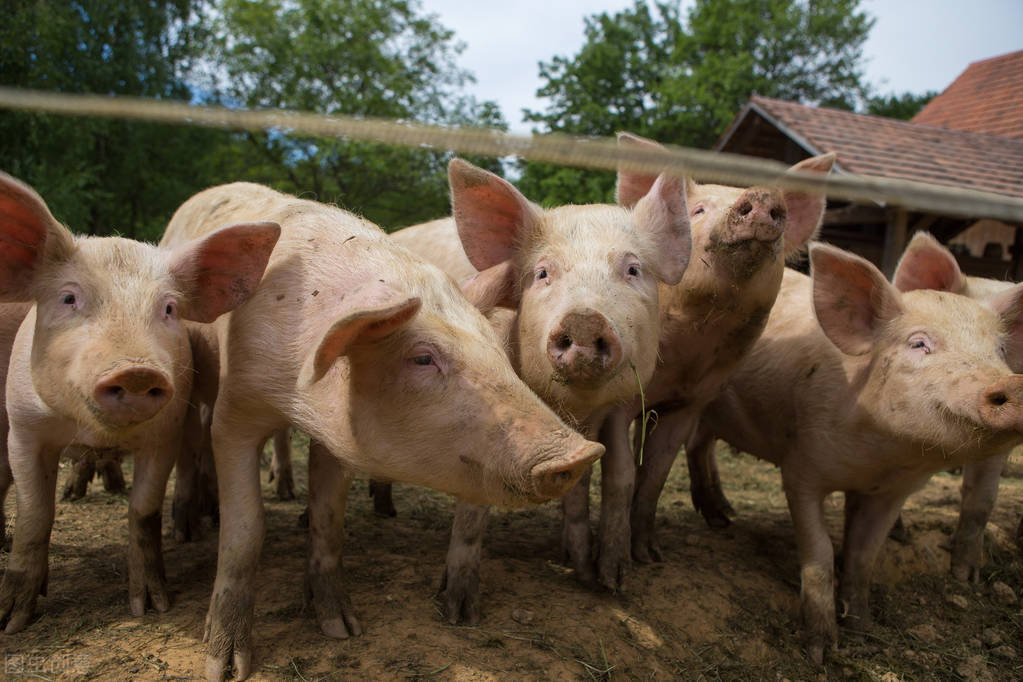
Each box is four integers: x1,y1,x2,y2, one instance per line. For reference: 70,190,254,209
421,0,1023,134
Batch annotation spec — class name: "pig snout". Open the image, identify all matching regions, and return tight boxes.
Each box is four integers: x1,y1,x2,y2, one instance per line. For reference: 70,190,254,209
728,188,786,243
530,440,605,499
546,310,624,387
978,376,1023,432
93,367,174,427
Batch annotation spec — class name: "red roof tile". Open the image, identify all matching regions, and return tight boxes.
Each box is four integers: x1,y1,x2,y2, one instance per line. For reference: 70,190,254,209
912,50,1023,139
729,95,1023,199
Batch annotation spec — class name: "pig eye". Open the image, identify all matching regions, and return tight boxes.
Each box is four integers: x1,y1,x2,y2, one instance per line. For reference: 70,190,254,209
692,206,705,216
164,302,176,318
412,354,433,366
627,264,640,277
536,268,548,281
61,293,76,306
908,335,932,354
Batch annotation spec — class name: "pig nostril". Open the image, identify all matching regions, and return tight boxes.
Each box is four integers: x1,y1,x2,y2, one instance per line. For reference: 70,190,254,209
770,207,786,222
737,201,752,217
555,334,572,351
148,387,165,399
989,392,1008,407
595,337,609,355
102,386,126,401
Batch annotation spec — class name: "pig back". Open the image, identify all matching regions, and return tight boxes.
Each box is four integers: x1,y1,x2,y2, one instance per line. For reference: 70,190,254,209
391,218,477,281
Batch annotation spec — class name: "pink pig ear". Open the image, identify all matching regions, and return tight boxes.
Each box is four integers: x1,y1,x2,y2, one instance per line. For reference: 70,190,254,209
170,221,281,323
632,173,692,285
892,232,966,293
811,243,904,356
449,159,541,271
616,132,662,209
459,260,520,312
781,153,835,255
309,282,422,382
0,172,75,300
990,283,1023,370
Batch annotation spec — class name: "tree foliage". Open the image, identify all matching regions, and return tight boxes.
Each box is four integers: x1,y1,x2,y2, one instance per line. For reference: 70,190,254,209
208,0,506,229
519,0,876,206
0,0,218,239
865,91,937,120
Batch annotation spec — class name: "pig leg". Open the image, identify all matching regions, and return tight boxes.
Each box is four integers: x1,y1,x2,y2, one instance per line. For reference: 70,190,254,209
784,481,836,665
304,438,361,639
97,453,127,494
561,469,594,586
686,417,734,528
204,421,268,682
596,410,633,590
631,409,694,562
438,501,488,624
173,405,204,542
838,491,908,630
0,449,11,547
368,480,397,517
268,429,295,501
61,451,96,501
950,451,1008,583
0,432,60,633
127,445,177,616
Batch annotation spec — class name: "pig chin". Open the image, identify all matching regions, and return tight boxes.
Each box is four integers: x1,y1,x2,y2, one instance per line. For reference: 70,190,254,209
704,234,781,281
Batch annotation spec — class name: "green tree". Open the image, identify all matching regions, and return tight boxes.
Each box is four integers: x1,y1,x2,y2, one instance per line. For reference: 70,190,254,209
519,0,874,206
211,0,506,229
0,0,222,239
866,91,936,120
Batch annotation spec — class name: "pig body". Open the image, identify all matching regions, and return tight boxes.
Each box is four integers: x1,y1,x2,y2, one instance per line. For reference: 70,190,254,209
693,244,1023,662
391,157,692,621
161,180,605,680
0,172,280,633
891,232,1021,582
602,135,834,577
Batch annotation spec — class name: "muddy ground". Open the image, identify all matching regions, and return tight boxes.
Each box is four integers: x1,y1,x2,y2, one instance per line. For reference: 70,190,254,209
1,436,1021,681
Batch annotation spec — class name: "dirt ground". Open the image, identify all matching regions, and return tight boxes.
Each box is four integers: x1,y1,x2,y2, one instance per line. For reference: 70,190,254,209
1,436,1021,681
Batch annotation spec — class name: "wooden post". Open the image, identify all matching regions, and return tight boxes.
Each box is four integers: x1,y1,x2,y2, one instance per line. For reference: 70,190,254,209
882,207,908,278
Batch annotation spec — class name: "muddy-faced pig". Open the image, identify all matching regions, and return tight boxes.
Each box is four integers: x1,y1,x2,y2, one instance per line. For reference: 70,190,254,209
160,181,605,681
892,231,1022,582
690,243,1023,662
601,133,833,580
390,157,691,622
0,172,280,633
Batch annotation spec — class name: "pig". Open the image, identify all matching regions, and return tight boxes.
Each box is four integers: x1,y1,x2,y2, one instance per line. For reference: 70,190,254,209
0,302,32,543
689,243,1023,662
0,172,280,632
389,157,691,622
61,448,127,500
891,231,1021,582
602,133,834,578
159,180,606,681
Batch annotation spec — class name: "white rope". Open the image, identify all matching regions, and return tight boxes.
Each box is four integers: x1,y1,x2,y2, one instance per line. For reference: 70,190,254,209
1,86,1021,223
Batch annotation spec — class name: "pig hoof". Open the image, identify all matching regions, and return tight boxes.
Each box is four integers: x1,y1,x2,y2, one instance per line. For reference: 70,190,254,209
887,516,910,543
702,510,732,529
306,570,362,638
950,561,979,584
0,569,45,633
631,536,663,564
806,641,825,666
274,473,295,501
437,576,481,625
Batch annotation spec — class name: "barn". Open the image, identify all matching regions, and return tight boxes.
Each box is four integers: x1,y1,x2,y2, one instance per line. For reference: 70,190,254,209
716,49,1023,278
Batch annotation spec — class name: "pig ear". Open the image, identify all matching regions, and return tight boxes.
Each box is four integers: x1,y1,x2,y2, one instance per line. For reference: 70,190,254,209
0,172,75,300
309,282,422,383
811,243,904,356
632,173,692,285
459,260,520,312
781,153,835,255
990,283,1023,370
170,222,281,323
449,158,541,271
892,232,966,293
616,132,662,209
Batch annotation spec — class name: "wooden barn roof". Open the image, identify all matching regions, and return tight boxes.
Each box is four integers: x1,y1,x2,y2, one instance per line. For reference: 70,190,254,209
912,49,1023,140
716,95,1023,200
